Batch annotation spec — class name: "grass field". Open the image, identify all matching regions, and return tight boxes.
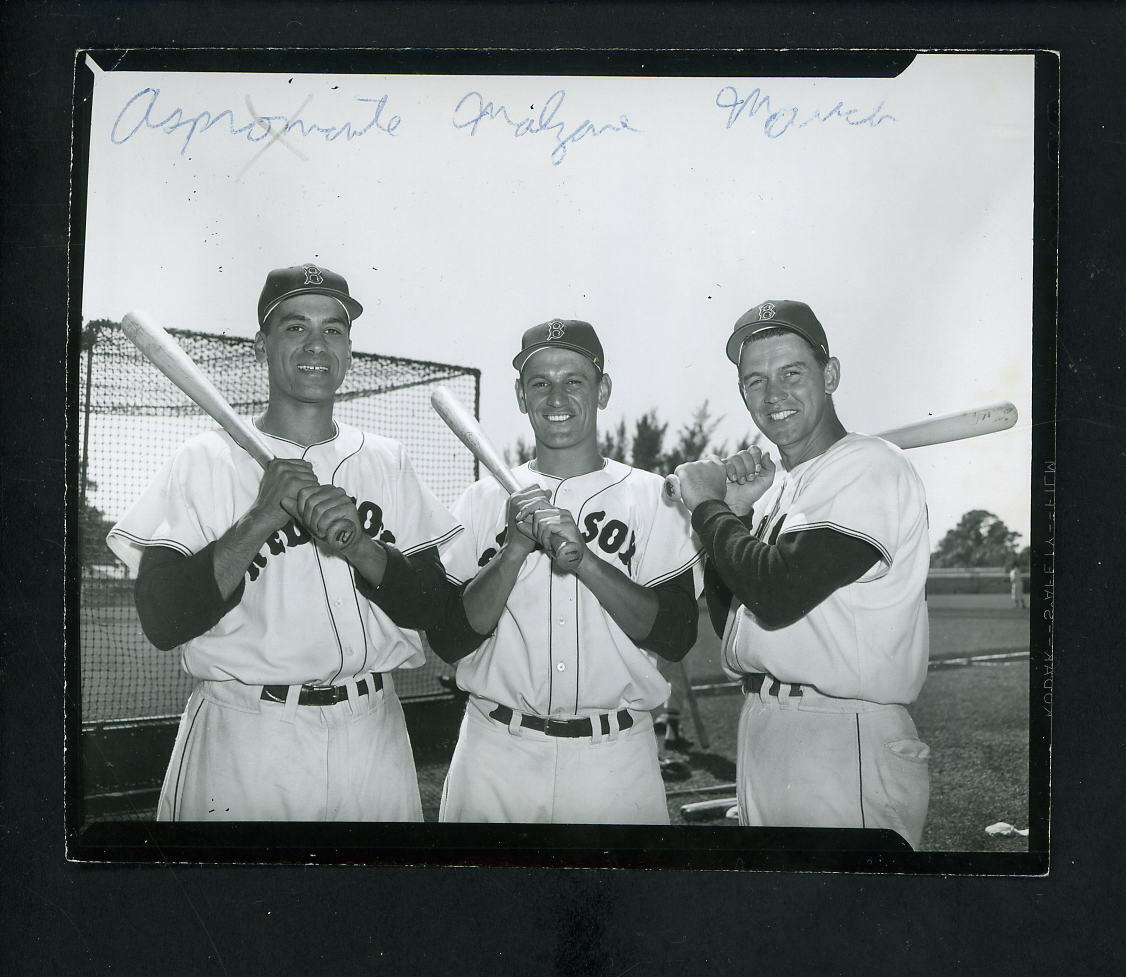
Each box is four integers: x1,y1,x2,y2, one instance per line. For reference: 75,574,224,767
408,661,1030,851
82,593,1033,851
406,593,1031,851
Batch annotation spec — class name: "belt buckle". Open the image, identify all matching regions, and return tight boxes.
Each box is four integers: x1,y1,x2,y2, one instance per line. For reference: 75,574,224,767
541,717,566,737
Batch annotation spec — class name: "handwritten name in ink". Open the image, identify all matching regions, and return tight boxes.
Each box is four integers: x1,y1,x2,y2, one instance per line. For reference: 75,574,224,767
452,89,638,165
715,86,896,138
110,88,402,156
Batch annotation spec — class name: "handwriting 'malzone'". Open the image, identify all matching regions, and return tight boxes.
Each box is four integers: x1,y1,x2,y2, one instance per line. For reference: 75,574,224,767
111,88,402,156
452,89,638,165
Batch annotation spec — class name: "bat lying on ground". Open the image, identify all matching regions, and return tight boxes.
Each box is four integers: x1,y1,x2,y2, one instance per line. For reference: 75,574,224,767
663,400,1019,501
430,387,582,570
121,309,354,545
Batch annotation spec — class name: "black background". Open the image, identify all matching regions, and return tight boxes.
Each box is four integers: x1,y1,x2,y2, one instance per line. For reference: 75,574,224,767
3,3,1122,975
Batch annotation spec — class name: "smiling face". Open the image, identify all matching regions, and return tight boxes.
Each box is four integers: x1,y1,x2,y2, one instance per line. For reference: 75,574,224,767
254,293,353,407
515,347,611,460
738,330,842,467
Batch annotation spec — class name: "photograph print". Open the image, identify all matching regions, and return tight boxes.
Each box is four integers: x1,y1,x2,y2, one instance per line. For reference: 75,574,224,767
67,48,1054,872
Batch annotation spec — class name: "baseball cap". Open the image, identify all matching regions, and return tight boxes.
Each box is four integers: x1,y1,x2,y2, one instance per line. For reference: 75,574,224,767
724,300,829,364
512,318,605,373
257,263,364,326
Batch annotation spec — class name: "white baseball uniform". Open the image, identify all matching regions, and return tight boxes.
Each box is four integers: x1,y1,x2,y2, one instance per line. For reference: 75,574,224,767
1009,566,1025,607
107,420,461,821
437,459,702,824
716,434,931,846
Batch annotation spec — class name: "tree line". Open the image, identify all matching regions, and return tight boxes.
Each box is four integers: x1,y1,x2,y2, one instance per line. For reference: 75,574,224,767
505,401,760,476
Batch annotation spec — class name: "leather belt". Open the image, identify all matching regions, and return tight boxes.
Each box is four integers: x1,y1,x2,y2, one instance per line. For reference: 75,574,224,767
261,672,384,707
742,673,804,698
489,704,634,737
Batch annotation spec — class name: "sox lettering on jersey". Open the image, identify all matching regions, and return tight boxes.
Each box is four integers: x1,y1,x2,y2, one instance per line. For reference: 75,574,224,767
475,510,638,571
246,498,398,581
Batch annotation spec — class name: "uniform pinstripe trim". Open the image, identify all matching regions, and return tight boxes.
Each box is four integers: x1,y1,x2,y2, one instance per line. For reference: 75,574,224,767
311,543,347,685
171,696,207,821
547,565,555,707
777,521,892,566
856,714,867,829
329,430,364,482
348,565,372,676
642,548,705,588
297,438,348,686
110,532,194,557
571,465,633,512
444,569,467,588
572,575,581,714
400,524,463,557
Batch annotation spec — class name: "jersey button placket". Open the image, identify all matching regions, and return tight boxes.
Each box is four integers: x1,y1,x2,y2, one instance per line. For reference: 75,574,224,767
548,485,581,714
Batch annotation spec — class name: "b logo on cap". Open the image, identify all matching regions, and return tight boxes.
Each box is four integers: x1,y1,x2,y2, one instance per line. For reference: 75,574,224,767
546,319,566,341
758,302,777,320
303,264,325,286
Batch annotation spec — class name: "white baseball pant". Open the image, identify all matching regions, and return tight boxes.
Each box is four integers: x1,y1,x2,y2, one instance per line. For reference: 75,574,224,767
736,675,930,848
156,673,423,821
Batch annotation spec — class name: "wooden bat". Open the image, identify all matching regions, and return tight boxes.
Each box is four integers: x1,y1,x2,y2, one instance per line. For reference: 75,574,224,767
430,387,582,570
663,400,1019,501
121,310,354,545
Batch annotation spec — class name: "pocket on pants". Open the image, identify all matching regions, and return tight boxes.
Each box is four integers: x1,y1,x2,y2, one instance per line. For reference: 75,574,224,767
879,736,930,848
885,738,930,764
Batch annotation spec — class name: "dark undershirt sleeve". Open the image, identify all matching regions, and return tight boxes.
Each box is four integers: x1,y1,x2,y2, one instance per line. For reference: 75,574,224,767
637,567,699,661
354,544,458,632
423,579,491,665
702,510,754,638
692,499,882,631
135,542,243,652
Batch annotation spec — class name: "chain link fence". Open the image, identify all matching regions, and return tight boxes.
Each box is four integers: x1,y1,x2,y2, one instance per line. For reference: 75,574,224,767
78,321,479,725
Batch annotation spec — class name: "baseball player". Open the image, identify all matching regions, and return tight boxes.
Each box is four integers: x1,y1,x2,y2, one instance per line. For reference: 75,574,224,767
106,263,462,821
674,300,931,848
426,319,703,824
1009,565,1026,608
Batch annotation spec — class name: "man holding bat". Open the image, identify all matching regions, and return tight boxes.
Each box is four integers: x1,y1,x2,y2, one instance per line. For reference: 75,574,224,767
672,300,931,848
107,263,461,821
427,319,702,824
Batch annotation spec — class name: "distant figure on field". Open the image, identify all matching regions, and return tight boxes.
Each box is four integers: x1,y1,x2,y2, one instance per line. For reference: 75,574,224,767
1009,565,1026,609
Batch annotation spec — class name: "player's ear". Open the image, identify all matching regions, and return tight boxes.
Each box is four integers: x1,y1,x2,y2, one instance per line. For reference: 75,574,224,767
823,357,840,394
253,331,267,363
597,372,612,409
514,376,528,415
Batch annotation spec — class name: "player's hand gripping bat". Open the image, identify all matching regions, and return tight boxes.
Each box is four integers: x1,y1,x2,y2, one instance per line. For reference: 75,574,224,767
121,310,355,546
430,387,583,570
662,401,1019,501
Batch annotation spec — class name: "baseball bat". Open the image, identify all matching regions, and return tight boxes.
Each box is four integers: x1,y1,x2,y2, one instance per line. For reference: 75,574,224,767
430,387,582,570
663,400,1019,502
120,310,354,545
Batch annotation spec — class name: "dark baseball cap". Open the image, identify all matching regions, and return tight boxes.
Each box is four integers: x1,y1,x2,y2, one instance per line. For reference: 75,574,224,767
512,318,605,373
257,263,364,326
725,299,829,364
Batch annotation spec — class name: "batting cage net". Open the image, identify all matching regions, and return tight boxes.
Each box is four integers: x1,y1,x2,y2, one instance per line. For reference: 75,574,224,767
78,321,479,726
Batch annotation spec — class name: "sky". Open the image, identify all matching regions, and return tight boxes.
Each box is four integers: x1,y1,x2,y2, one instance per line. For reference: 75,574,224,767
79,53,1036,551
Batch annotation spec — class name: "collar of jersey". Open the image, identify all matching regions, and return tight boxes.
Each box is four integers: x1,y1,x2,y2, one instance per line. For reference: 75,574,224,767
252,419,341,451
525,457,612,480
